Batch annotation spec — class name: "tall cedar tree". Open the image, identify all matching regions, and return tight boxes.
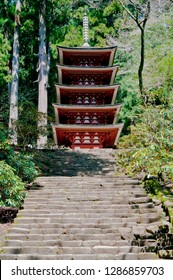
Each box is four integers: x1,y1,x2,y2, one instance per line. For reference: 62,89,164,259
9,0,21,145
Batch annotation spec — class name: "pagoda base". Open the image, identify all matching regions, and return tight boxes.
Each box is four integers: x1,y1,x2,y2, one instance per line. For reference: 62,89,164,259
52,124,123,149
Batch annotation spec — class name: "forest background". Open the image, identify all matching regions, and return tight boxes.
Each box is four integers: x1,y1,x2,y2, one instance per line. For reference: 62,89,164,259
0,0,173,208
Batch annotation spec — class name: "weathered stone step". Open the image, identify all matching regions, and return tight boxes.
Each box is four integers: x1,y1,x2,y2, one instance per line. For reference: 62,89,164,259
4,239,131,247
31,185,141,191
13,216,151,224
8,223,138,234
30,184,143,188
36,177,140,184
35,177,138,180
29,186,144,190
17,210,159,220
31,182,142,186
21,202,156,210
16,212,137,218
23,198,152,207
9,220,168,236
16,213,161,223
5,233,122,241
26,191,148,201
35,176,138,181
18,207,159,217
0,245,144,255
24,196,148,203
29,188,143,194
9,223,166,237
33,184,140,189
0,252,159,260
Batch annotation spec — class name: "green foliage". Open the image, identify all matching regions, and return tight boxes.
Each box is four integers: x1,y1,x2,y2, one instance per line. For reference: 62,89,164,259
116,5,173,182
9,153,40,183
118,106,173,180
0,161,26,208
55,0,122,47
0,125,39,183
60,26,83,47
0,33,11,85
144,8,173,96
0,126,14,162
18,98,38,147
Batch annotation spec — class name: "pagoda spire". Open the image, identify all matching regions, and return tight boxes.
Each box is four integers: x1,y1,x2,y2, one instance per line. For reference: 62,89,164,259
82,14,90,47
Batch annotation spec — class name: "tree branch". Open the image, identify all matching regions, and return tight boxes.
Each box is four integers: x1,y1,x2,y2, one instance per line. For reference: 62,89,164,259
117,0,136,22
143,0,150,28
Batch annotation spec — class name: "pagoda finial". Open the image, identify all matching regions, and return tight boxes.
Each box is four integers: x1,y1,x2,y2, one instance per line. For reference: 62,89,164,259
83,13,90,47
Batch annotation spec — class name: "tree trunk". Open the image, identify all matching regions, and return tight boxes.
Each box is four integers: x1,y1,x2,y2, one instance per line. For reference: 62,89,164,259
138,27,144,97
37,0,48,148
9,0,21,145
117,0,150,104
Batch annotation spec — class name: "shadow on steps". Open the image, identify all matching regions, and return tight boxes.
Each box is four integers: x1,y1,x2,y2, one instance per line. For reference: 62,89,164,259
33,148,116,177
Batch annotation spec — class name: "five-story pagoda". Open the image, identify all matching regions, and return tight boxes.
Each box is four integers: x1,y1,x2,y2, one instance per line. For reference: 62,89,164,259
52,15,123,149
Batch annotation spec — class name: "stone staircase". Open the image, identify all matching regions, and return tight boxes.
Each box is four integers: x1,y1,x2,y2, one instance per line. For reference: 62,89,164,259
0,149,170,260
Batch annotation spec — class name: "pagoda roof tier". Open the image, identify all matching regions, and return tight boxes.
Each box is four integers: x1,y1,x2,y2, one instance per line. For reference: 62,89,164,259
53,104,122,125
55,84,120,105
52,123,124,149
57,46,117,67
56,65,119,86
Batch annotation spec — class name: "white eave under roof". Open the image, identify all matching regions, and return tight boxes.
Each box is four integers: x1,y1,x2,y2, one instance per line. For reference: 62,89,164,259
55,84,120,105
52,103,122,125
51,123,124,146
56,64,119,86
57,45,117,66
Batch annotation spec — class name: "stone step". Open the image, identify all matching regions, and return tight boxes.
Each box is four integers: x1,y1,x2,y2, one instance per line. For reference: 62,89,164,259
16,213,137,218
17,210,159,220
26,192,148,198
29,185,143,188
4,239,131,247
24,197,147,203
31,182,142,186
29,188,143,194
12,217,146,224
34,177,139,181
16,212,162,222
9,221,167,236
33,184,140,189
0,245,144,255
0,252,159,260
8,224,138,234
31,186,141,191
23,198,152,207
5,233,122,241
18,209,159,217
36,177,140,184
21,202,155,210
14,217,141,228
28,187,144,191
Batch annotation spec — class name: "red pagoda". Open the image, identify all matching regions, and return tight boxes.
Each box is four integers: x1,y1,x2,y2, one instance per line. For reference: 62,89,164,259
52,16,123,149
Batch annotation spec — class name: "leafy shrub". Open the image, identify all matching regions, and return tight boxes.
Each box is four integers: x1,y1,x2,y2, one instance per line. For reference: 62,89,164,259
0,161,26,208
10,153,40,183
0,125,39,183
118,106,173,181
